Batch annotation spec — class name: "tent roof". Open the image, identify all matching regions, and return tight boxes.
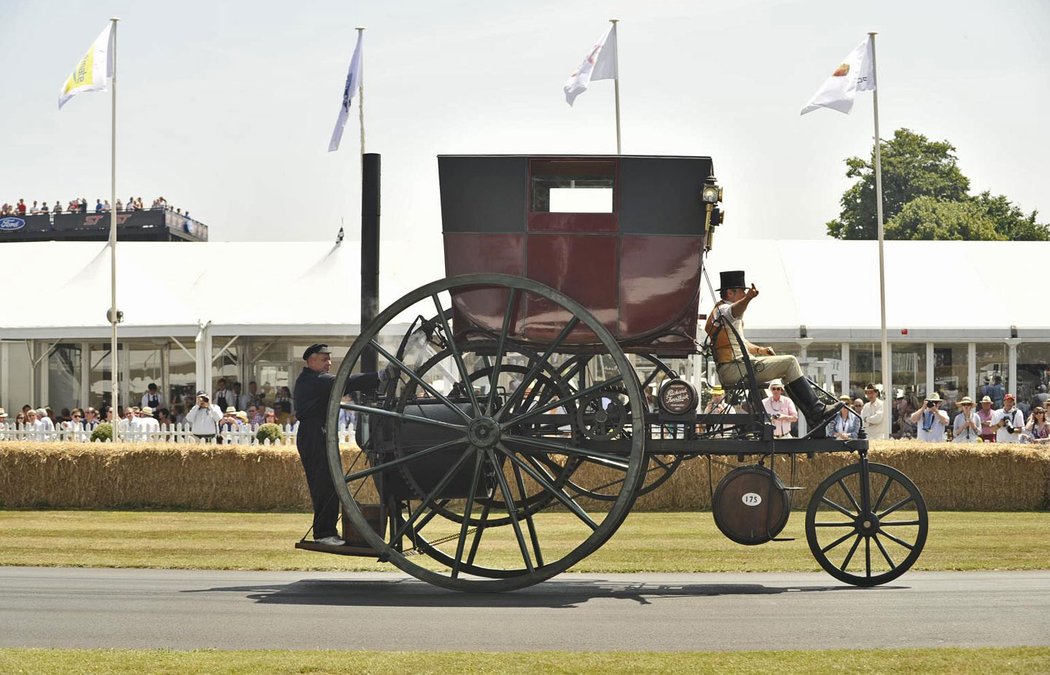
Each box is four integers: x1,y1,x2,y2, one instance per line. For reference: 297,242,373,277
703,239,1050,340
2,238,1047,341
0,241,437,339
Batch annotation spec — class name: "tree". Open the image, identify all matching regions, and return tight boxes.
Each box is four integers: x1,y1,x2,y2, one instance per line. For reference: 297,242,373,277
971,191,1048,241
884,197,1005,241
827,128,970,240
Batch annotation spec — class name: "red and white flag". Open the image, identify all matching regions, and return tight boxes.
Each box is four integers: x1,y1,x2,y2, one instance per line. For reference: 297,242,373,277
800,36,875,115
564,24,618,106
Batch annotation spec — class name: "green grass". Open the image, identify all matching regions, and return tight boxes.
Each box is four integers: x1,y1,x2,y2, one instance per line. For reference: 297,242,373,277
0,647,1048,673
1,509,1047,573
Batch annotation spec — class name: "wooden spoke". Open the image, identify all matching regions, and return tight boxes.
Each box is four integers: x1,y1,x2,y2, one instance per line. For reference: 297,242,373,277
367,339,473,424
431,294,482,416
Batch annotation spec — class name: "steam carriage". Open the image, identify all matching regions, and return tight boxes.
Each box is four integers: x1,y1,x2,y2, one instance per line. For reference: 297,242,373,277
317,155,928,591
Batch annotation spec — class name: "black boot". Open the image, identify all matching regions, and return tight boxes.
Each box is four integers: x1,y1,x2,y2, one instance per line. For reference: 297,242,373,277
784,377,843,437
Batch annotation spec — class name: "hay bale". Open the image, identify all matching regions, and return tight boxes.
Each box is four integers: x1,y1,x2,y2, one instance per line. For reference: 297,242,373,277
1,439,1047,511
0,441,312,510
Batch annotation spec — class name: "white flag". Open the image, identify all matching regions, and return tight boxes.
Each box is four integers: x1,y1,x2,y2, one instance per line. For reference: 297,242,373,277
329,31,363,152
58,22,114,110
800,36,875,115
564,24,618,106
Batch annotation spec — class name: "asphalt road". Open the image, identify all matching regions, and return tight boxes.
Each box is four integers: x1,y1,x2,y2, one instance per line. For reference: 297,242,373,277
2,567,1048,652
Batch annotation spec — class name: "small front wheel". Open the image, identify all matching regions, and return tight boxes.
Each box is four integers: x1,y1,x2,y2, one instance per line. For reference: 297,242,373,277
805,461,928,586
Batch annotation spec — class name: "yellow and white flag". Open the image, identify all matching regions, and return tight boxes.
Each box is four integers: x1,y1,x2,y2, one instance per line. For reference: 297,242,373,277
564,24,618,106
59,22,114,109
800,36,875,115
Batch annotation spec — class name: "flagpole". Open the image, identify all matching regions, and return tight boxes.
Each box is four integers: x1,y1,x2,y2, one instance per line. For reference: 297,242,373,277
870,31,889,438
109,17,120,440
356,26,365,157
610,18,621,154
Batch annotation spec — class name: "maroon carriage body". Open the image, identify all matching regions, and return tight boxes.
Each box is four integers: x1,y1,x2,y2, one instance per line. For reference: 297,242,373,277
439,155,714,356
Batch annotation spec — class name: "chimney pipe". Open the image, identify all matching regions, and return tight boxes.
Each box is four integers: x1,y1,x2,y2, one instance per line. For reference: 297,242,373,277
361,153,380,373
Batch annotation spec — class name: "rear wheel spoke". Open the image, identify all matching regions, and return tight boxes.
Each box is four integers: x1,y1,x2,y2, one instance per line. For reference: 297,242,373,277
465,502,491,567
393,447,475,543
502,433,629,467
502,374,625,427
484,288,520,416
451,452,486,578
345,436,466,483
485,448,534,573
512,461,544,568
500,444,598,531
495,316,581,422
367,339,473,424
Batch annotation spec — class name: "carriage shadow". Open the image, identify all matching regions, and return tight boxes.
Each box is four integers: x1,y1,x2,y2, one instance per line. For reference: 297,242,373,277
188,576,893,609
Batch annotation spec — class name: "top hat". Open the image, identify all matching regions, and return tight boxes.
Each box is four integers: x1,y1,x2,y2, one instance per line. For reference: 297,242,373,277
717,270,747,291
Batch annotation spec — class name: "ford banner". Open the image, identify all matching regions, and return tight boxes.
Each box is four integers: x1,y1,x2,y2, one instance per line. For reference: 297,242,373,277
0,216,27,231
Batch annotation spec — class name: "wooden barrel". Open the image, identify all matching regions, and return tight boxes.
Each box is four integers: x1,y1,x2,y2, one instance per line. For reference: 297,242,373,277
712,465,791,545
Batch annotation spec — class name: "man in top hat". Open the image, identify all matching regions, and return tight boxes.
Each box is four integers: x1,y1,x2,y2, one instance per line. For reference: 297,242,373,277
991,393,1025,444
294,343,387,547
951,396,981,443
761,379,798,438
860,383,887,439
704,270,841,436
910,393,949,442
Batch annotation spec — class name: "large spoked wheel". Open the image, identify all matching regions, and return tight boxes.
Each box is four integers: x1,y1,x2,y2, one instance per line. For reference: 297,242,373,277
805,460,928,587
327,274,646,592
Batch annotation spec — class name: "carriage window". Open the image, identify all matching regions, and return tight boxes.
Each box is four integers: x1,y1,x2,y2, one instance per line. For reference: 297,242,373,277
530,160,615,213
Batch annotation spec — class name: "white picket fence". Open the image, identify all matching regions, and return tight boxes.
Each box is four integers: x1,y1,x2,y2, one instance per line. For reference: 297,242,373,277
0,422,356,445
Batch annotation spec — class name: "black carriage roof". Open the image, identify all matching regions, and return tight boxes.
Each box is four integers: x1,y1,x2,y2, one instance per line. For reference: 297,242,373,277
437,154,716,235
437,153,713,160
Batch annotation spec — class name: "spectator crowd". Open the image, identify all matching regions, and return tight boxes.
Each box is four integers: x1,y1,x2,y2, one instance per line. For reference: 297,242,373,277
1,195,189,218
0,376,357,443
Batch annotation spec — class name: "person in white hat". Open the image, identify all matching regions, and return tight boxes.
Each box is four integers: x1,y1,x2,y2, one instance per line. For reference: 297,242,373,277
860,383,887,439
761,379,798,438
136,406,160,439
910,393,949,442
977,395,997,442
951,397,981,443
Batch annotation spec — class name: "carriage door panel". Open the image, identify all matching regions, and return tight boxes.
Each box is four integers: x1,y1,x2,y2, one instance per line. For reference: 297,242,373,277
523,234,619,343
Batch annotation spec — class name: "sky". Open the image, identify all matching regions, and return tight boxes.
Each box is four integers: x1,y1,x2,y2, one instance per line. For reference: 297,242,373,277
2,0,1048,258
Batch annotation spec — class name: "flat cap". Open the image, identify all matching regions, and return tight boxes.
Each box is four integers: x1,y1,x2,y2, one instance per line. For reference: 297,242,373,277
303,343,332,360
